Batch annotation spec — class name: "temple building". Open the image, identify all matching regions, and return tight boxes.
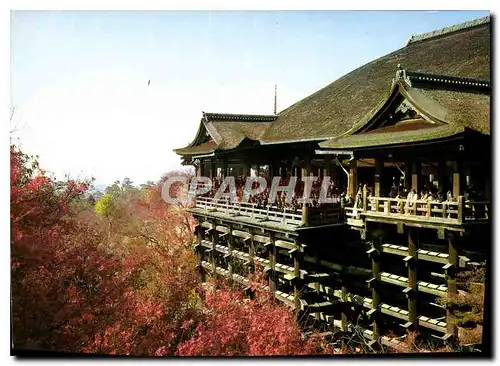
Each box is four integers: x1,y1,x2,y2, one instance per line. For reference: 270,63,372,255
174,16,490,350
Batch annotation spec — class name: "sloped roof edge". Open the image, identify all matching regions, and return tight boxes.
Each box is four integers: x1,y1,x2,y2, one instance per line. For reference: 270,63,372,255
318,124,466,150
318,70,470,149
204,112,277,122
406,15,490,45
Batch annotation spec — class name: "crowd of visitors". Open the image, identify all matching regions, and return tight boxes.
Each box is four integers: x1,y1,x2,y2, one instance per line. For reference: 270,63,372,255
198,175,345,211
194,174,486,218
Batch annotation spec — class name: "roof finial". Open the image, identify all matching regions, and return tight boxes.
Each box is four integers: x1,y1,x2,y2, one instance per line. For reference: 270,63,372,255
274,84,278,115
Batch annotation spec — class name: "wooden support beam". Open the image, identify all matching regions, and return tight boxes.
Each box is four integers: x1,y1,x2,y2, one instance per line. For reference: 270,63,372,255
211,219,218,273
227,224,234,282
404,161,411,190
348,159,357,197
275,239,297,251
324,155,331,178
199,159,205,177
301,155,311,179
280,161,287,179
293,248,302,313
197,223,205,282
301,157,311,226
222,158,228,179
446,232,459,345
370,231,382,341
248,228,255,273
407,228,419,330
381,243,469,267
380,272,447,297
375,157,383,197
437,160,448,194
243,161,251,178
195,161,201,178
411,161,420,192
452,161,461,200
301,204,309,226
209,160,216,180
269,163,275,180
340,265,349,333
269,233,278,292
314,253,321,320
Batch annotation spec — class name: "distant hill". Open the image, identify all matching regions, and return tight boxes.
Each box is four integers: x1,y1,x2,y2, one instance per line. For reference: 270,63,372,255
93,184,108,193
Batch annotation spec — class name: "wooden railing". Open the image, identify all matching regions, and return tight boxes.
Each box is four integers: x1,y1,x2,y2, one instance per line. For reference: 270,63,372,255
344,206,361,220
193,197,342,226
463,201,489,221
194,196,303,225
344,196,489,225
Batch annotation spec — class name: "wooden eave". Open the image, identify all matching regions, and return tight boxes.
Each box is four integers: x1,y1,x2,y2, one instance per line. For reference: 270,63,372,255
318,70,478,151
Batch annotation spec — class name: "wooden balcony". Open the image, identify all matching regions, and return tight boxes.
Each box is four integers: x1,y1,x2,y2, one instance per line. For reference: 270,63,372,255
345,196,489,229
190,196,342,229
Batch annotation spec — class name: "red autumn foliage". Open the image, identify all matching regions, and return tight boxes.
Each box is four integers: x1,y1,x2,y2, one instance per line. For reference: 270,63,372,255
177,282,334,356
11,143,333,356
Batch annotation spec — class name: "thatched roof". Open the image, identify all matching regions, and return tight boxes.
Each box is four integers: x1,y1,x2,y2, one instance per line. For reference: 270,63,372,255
174,16,490,156
173,140,217,156
260,16,490,144
319,68,490,149
174,113,276,156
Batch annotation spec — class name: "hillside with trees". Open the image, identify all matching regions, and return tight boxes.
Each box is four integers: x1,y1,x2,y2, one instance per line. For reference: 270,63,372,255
10,143,335,356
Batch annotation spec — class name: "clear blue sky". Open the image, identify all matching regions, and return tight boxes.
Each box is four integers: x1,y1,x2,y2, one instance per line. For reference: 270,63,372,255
10,10,490,186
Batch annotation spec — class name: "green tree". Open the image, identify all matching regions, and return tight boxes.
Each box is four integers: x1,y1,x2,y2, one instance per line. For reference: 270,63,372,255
94,193,116,218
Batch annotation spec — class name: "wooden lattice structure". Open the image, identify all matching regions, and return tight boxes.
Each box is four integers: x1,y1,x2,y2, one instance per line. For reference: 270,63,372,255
174,17,490,350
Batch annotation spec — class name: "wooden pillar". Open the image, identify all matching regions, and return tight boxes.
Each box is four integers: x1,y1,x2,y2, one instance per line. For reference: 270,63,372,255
314,253,321,320
301,157,311,225
367,228,382,342
209,160,216,180
199,159,205,177
248,229,255,274
197,224,205,282
293,246,302,313
324,155,332,178
451,160,462,199
340,265,349,333
438,160,448,194
227,224,234,282
301,161,311,181
375,157,383,197
362,184,368,212
406,228,419,329
243,161,251,178
404,160,412,190
348,159,357,197
446,232,459,344
280,161,287,179
269,233,278,293
412,161,420,192
211,220,218,273
222,159,228,178
269,163,275,180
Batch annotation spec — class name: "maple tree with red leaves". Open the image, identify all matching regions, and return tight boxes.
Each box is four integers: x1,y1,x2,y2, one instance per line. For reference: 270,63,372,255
11,143,334,356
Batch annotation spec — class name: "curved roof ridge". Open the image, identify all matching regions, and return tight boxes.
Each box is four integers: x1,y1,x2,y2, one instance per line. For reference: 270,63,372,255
406,16,490,46
404,69,491,89
204,112,277,121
